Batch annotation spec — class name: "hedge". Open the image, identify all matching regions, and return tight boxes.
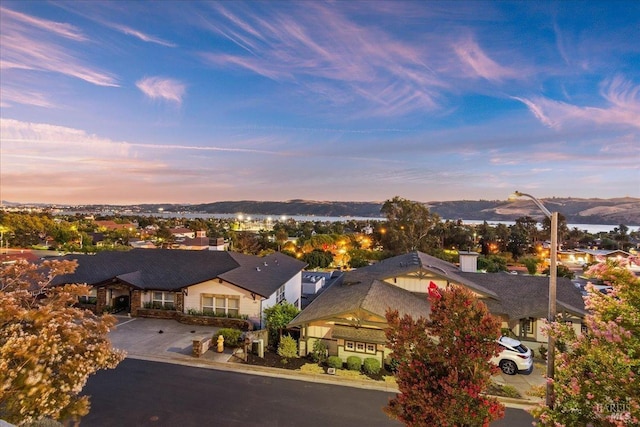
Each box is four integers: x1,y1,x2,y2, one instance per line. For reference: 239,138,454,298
363,358,381,375
346,355,362,371
326,356,343,369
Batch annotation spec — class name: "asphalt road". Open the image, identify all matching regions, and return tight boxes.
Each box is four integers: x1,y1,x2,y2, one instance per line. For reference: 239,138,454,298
81,359,534,427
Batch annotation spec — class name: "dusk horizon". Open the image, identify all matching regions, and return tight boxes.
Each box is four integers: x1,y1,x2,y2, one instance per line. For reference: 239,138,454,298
1,1,639,205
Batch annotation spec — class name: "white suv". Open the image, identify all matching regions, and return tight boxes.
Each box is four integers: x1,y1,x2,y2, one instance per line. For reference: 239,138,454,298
492,336,533,375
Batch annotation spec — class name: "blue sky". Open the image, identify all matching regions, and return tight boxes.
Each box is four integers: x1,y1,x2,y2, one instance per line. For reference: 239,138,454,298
1,1,638,205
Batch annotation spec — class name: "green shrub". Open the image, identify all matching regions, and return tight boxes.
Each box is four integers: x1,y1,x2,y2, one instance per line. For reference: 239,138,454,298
363,358,381,375
311,339,328,363
277,334,299,360
346,355,362,371
217,328,242,347
326,356,343,369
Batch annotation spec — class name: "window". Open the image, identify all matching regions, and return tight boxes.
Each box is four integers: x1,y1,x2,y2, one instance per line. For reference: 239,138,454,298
581,323,588,334
520,317,535,336
152,291,175,309
202,294,240,317
202,295,214,314
345,340,377,354
78,288,97,304
276,285,285,303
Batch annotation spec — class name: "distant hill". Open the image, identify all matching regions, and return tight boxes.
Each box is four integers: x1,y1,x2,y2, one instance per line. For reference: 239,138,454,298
5,197,640,225
157,197,640,225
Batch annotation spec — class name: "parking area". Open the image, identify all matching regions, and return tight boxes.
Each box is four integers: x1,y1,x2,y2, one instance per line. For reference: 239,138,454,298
109,316,230,361
492,363,546,401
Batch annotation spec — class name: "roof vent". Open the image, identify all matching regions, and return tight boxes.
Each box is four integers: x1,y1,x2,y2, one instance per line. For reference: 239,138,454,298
264,261,268,266
256,267,261,271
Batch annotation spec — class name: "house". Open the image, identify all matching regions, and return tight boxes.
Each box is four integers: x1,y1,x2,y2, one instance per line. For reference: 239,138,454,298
558,249,630,266
176,230,211,250
51,249,307,328
288,251,586,365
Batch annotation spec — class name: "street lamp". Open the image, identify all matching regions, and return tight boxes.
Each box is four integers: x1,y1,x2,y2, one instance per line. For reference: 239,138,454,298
509,191,558,409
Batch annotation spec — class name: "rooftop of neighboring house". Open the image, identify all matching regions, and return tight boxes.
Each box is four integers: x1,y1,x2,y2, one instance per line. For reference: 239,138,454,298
289,251,586,328
50,249,306,298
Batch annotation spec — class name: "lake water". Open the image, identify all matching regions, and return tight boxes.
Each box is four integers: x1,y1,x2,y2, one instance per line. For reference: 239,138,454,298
60,209,637,234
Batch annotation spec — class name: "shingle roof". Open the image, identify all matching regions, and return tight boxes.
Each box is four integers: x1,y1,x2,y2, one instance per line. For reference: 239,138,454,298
220,252,307,297
289,275,430,327
289,251,586,328
344,251,499,298
458,271,586,321
51,249,305,296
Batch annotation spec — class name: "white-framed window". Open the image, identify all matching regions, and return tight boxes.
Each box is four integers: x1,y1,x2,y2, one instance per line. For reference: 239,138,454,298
345,340,377,354
202,294,240,317
202,295,215,314
152,291,175,309
276,285,286,303
78,288,97,304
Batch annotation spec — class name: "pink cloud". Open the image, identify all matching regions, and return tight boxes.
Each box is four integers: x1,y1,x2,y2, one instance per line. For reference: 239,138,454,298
136,77,186,104
453,37,518,81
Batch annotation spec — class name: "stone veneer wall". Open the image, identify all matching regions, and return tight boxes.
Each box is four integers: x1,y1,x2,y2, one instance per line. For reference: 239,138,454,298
130,290,142,316
136,308,253,331
96,287,107,314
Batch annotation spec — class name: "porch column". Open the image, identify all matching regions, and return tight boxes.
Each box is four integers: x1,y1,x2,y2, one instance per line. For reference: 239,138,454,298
130,290,142,316
96,287,107,314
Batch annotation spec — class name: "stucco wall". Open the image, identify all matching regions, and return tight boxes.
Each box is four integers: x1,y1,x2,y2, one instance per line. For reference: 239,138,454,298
183,279,262,324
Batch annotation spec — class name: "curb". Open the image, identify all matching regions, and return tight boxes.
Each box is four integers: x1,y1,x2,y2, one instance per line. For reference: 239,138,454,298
122,352,539,408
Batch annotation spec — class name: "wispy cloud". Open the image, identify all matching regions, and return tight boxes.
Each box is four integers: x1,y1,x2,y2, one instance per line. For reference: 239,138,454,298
105,22,177,47
199,2,443,116
0,7,86,41
136,77,186,104
0,7,118,88
514,76,640,130
0,87,54,108
453,37,517,81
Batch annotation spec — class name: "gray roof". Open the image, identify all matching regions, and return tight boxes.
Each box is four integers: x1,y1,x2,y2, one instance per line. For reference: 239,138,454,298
220,252,307,297
457,271,586,321
345,251,499,298
51,249,305,297
289,251,586,328
289,274,431,327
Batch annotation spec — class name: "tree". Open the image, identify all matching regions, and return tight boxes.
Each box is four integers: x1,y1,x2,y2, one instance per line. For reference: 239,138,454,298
303,249,334,269
520,256,540,275
385,286,504,427
380,196,440,254
263,302,300,349
530,258,640,426
0,259,125,425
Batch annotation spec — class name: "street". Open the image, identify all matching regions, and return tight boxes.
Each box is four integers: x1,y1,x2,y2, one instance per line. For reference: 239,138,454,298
81,359,534,426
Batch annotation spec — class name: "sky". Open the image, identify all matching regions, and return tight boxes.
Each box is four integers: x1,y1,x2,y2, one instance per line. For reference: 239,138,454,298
1,1,639,205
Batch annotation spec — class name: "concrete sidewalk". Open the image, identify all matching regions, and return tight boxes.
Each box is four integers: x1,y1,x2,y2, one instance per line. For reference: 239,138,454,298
108,316,544,407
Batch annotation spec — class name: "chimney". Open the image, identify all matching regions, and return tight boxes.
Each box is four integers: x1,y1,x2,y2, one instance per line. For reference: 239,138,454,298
458,251,479,272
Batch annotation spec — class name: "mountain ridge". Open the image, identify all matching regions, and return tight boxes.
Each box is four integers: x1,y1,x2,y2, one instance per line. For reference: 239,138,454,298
3,197,639,225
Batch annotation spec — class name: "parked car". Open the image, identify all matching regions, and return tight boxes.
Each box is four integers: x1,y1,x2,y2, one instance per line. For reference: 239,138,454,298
491,336,533,375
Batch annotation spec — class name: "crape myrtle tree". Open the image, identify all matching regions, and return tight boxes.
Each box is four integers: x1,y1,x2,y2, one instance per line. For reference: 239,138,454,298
385,285,504,427
530,257,640,426
0,259,125,425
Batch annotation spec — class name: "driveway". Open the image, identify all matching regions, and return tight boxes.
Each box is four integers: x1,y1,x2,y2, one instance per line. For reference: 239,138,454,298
108,316,545,404
109,316,229,361
492,363,546,403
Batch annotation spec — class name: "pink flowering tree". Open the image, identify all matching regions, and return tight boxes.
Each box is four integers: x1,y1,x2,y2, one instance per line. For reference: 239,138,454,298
385,285,504,427
530,257,640,426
